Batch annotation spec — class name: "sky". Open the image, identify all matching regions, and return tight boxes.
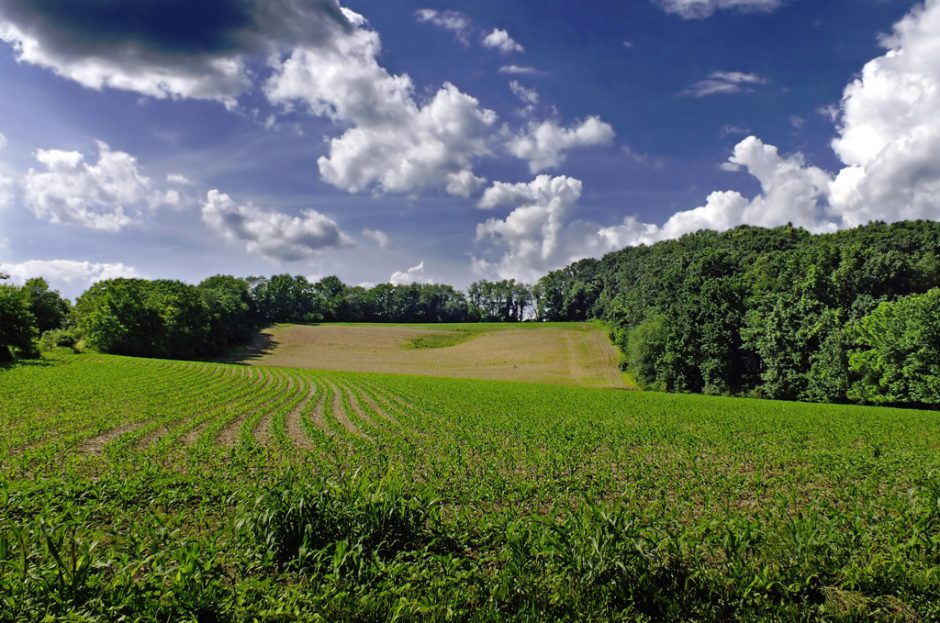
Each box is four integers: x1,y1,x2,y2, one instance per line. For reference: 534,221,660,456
1,0,938,299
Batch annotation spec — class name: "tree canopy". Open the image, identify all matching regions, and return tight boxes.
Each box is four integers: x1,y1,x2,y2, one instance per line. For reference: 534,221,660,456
533,220,940,406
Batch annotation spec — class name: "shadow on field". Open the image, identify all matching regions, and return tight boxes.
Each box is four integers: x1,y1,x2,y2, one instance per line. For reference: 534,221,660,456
221,330,280,365
0,355,54,371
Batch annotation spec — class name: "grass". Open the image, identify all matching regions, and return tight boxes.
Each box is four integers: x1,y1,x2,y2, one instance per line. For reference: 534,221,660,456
0,351,938,621
237,321,630,388
406,328,480,349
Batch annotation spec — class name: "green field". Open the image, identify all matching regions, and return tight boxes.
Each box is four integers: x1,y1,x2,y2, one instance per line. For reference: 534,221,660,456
2,352,939,621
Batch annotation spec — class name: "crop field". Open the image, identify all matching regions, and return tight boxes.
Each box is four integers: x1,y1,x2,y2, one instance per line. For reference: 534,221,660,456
1,352,939,621
236,322,630,388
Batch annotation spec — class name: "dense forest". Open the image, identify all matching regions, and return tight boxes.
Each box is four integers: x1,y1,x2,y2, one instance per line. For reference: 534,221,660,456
536,220,940,407
2,220,939,407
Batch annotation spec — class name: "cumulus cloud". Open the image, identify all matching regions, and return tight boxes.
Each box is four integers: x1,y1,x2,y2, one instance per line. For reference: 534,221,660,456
317,82,496,196
0,259,141,296
507,116,616,173
390,260,428,285
0,131,6,152
0,0,354,107
414,9,472,45
202,189,351,262
482,28,524,54
362,227,390,249
475,137,837,280
681,71,768,98
266,9,498,197
475,175,594,281
600,136,834,248
827,0,940,227
656,0,784,19
22,141,177,231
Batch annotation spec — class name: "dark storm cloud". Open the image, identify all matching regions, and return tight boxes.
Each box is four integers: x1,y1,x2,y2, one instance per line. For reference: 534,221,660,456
0,0,351,60
0,0,354,102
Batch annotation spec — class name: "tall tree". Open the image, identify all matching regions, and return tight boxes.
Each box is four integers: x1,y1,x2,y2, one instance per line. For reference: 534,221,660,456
21,277,70,333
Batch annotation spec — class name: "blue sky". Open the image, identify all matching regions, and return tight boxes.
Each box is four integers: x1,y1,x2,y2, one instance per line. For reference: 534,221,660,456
1,0,938,298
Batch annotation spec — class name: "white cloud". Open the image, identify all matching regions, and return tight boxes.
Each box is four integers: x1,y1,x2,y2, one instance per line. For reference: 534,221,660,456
390,260,429,285
482,28,524,54
476,138,836,280
202,189,351,262
509,80,539,105
265,10,498,197
362,227,390,249
0,259,141,295
681,71,768,98
827,0,940,227
445,170,488,198
656,0,784,19
0,1,351,108
317,82,496,196
499,65,541,75
0,131,6,152
600,136,834,248
265,11,414,127
22,141,175,231
507,116,616,173
166,173,194,185
475,175,591,282
415,9,472,45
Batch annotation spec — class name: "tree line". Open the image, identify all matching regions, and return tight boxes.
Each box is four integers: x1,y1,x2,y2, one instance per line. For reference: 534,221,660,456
4,220,939,407
0,273,534,361
533,220,940,407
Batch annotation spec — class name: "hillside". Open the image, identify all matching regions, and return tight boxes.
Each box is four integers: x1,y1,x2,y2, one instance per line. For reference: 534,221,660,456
235,322,630,388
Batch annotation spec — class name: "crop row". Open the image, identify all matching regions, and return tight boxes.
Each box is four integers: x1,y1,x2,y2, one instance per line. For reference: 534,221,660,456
1,353,938,621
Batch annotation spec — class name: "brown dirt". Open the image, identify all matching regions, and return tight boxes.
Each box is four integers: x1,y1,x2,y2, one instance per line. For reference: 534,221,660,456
325,380,366,439
239,324,630,388
217,371,287,447
340,382,383,433
78,421,149,455
283,378,318,451
253,372,298,447
307,380,330,435
354,386,403,428
181,365,275,447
